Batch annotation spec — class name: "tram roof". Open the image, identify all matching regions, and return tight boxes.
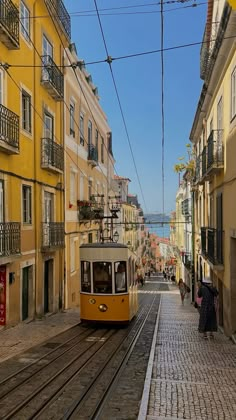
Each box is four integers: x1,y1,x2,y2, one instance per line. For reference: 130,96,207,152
80,242,128,249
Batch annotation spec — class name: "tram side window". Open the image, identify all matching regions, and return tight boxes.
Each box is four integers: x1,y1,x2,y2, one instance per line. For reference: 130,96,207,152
115,261,127,293
93,262,112,293
81,261,91,293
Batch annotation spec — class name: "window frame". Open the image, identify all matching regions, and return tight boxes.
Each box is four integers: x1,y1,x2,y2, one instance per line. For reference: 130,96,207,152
22,89,32,133
230,66,236,121
70,101,75,137
80,113,84,145
20,1,30,41
22,184,32,224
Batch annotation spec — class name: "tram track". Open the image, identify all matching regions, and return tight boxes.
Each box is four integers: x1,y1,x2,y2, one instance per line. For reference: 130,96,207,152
0,294,161,420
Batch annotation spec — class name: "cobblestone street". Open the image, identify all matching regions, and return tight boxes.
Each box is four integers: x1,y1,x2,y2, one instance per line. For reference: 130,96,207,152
144,286,236,420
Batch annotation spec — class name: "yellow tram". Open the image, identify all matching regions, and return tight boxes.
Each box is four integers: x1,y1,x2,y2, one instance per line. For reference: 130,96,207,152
80,243,138,323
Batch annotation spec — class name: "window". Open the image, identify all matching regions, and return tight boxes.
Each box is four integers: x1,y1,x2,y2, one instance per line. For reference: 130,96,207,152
95,129,98,150
22,185,32,224
70,101,75,137
43,35,53,58
20,1,30,40
80,113,84,145
101,137,104,163
88,120,92,145
88,179,92,201
88,233,93,243
115,261,127,293
22,90,31,133
44,111,53,139
93,262,112,293
231,66,236,120
81,261,91,293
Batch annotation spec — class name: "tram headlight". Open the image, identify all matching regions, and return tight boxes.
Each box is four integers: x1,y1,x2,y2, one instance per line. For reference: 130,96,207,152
98,304,108,312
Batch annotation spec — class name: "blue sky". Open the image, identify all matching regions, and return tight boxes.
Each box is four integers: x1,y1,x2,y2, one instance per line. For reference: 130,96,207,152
64,0,206,214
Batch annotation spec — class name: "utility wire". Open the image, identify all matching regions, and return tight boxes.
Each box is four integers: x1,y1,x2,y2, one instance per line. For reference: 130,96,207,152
160,0,165,232
3,27,229,69
93,0,149,214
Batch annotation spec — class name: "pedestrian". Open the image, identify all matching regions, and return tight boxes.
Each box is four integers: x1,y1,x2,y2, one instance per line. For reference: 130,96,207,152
178,278,189,305
171,274,176,283
197,277,219,339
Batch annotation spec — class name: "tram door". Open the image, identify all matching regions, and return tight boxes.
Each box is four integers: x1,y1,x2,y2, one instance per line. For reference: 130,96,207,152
22,267,29,320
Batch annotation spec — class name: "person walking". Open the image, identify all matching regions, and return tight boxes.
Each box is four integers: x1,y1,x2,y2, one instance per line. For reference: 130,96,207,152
178,278,188,305
197,277,219,339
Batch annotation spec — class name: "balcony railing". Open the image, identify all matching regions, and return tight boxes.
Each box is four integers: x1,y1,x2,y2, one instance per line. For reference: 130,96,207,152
0,0,19,49
44,0,71,39
88,144,98,166
41,55,64,100
201,227,223,265
181,199,191,216
42,222,64,249
201,146,207,178
0,104,19,153
0,222,21,257
41,138,64,172
207,129,224,171
194,155,201,183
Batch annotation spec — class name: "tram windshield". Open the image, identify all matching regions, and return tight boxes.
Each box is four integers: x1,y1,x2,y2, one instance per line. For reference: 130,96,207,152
93,262,112,293
115,261,127,293
81,261,91,292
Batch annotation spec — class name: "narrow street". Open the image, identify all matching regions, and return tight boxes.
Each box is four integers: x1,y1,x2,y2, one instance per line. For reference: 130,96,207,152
1,275,236,419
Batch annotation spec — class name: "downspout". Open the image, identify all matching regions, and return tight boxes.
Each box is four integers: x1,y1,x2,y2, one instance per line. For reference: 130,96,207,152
191,188,195,303
33,0,38,318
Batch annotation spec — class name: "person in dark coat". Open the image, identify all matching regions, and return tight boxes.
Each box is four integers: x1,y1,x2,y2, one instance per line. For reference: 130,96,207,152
197,277,218,339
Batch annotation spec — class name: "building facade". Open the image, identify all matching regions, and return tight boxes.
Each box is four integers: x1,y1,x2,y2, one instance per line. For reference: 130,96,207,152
0,0,71,325
190,0,236,335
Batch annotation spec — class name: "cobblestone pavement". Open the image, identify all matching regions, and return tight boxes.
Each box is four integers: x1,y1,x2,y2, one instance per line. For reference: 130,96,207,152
145,289,236,420
0,308,80,363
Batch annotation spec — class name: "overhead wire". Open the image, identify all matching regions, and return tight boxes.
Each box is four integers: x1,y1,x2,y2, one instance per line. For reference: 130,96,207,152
93,0,149,214
160,0,165,235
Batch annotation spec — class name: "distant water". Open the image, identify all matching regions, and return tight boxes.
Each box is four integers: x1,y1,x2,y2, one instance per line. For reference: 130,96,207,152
144,213,170,239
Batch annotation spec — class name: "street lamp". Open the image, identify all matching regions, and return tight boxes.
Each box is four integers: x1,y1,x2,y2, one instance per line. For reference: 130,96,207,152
113,230,119,243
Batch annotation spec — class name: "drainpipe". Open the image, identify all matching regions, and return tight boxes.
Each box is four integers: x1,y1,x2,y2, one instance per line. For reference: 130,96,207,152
33,0,38,318
191,188,195,303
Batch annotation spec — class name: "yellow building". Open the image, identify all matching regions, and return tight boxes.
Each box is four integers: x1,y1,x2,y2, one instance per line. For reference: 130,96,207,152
0,0,70,325
64,44,113,309
190,1,236,335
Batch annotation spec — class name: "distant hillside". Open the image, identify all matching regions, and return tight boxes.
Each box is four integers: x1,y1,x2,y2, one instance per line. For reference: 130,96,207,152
144,213,170,223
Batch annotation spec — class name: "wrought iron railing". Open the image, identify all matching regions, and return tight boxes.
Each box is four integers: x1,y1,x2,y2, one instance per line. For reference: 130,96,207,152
207,129,224,169
201,146,207,177
181,199,191,216
0,0,19,48
41,138,64,171
195,155,201,183
44,0,71,39
42,222,64,249
41,55,64,99
0,104,19,150
88,144,98,162
0,222,21,256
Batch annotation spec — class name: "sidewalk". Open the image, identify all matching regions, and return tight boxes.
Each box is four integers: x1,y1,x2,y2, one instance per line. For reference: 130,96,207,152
0,308,80,363
143,290,236,420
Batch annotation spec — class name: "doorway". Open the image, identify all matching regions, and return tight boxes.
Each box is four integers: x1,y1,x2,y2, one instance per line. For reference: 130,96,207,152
44,259,53,313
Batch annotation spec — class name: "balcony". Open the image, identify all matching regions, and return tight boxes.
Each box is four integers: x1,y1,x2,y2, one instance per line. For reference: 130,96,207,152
181,199,191,216
0,0,19,49
41,55,64,101
0,222,21,258
41,138,64,173
194,155,201,184
44,0,71,40
88,144,98,167
207,129,224,174
42,222,64,250
201,226,223,266
0,104,19,153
